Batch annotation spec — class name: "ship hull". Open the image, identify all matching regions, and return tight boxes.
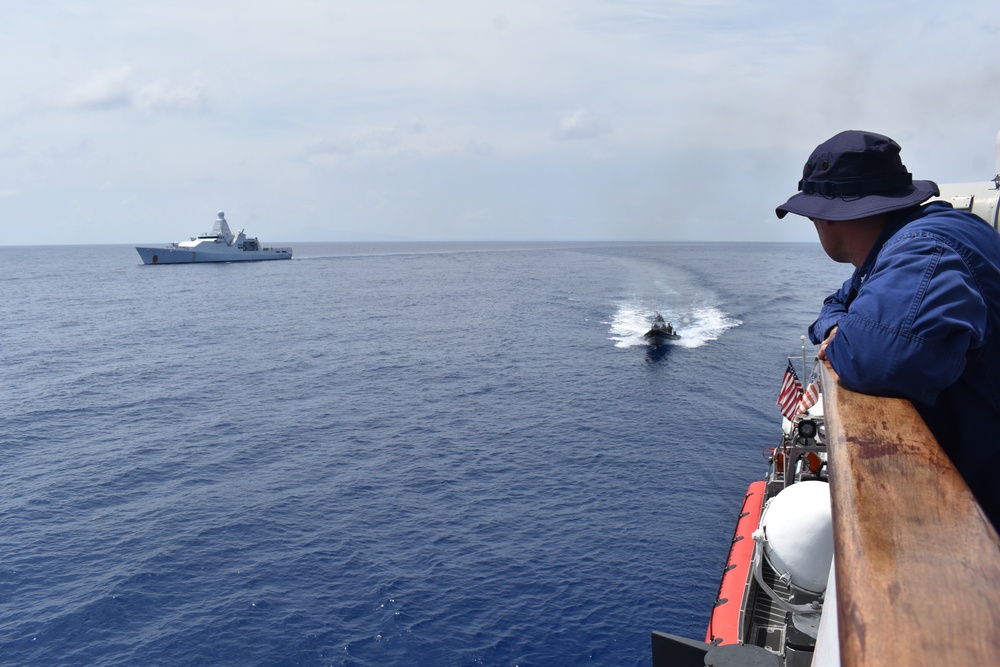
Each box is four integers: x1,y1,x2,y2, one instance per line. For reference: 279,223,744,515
643,330,680,346
135,246,292,264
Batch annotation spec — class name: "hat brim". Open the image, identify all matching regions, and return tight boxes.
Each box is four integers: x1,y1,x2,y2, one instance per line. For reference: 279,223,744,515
775,180,939,221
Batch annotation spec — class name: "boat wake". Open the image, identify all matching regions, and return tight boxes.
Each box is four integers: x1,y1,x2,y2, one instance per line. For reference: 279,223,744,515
607,302,741,349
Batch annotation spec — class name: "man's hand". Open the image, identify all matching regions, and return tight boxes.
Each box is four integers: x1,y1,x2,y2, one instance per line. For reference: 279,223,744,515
818,326,838,361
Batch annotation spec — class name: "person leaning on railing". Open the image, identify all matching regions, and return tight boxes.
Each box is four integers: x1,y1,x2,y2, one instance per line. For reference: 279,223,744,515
775,130,1000,531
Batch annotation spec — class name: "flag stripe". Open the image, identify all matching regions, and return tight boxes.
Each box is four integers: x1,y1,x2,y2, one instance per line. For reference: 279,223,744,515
797,380,820,414
776,361,803,420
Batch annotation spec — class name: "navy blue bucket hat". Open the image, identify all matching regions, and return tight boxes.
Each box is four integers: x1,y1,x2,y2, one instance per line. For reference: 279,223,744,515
775,130,939,221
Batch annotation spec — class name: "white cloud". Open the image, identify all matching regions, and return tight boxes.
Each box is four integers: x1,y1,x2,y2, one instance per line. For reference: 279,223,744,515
134,76,207,113
62,67,206,114
306,117,430,164
552,108,612,141
63,66,133,110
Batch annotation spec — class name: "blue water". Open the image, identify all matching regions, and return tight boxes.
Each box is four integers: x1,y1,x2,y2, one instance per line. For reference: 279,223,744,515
1,242,850,666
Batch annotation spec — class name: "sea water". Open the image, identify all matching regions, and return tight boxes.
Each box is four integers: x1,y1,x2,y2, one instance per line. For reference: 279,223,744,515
1,242,851,666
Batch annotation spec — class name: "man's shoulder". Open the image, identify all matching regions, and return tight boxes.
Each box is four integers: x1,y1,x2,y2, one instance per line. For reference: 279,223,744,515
915,200,989,223
893,202,999,247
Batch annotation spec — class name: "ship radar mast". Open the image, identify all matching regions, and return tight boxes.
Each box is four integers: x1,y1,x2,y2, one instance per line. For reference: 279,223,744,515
212,210,235,245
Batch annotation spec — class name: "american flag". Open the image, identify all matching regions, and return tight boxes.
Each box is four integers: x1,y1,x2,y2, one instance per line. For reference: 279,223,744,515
797,378,820,415
776,360,803,420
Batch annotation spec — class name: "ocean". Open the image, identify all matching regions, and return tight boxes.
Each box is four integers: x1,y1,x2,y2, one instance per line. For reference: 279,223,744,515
1,242,851,666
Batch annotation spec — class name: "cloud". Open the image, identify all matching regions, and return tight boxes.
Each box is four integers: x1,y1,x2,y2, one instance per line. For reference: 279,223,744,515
63,66,133,110
306,117,428,164
134,76,207,113
552,108,612,141
463,138,494,156
62,67,206,113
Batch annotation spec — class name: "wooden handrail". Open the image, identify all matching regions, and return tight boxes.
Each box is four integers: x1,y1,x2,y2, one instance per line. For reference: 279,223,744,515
819,361,1000,666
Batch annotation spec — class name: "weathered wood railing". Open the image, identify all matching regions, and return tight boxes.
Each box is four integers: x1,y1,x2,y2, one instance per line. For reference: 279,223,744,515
819,361,1000,666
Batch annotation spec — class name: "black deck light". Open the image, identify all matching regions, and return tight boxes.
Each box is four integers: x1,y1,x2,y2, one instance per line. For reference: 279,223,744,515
797,419,818,440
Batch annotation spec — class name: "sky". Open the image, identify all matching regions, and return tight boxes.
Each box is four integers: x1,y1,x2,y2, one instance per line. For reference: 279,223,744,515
2,0,999,245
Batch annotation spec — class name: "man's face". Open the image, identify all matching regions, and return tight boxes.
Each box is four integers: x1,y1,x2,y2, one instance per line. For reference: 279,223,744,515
810,218,851,264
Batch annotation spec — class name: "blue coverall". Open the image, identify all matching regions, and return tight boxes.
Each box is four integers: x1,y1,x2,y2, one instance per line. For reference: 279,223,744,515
810,201,1000,529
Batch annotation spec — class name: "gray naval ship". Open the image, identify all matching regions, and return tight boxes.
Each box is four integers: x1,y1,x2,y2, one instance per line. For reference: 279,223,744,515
136,211,292,264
